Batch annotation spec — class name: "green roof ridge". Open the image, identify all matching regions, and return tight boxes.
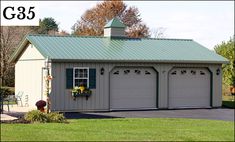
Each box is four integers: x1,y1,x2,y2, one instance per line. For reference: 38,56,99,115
27,34,106,39
27,34,194,41
104,18,126,28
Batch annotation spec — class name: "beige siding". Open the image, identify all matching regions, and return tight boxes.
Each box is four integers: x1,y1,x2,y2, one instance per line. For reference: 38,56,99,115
15,44,45,109
51,62,223,111
19,44,44,60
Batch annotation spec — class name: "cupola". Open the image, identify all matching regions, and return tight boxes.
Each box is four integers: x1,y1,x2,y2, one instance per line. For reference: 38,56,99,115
104,18,126,37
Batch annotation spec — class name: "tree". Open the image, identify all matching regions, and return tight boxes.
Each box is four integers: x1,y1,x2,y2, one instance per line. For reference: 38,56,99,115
0,17,59,87
0,26,36,86
58,30,70,36
37,17,59,34
151,27,166,38
72,0,150,38
214,36,235,87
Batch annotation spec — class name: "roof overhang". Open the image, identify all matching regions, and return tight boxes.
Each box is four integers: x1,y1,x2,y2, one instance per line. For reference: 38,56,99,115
51,59,229,64
9,36,47,63
9,38,29,63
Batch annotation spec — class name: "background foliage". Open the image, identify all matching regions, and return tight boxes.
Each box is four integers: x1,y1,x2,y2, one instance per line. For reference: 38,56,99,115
214,37,235,87
0,18,59,87
72,0,150,38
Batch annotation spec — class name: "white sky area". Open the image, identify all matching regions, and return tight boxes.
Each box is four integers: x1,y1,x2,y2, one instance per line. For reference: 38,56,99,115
38,1,234,50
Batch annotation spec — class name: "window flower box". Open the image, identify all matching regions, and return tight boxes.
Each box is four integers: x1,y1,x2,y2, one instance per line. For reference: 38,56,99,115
71,86,92,100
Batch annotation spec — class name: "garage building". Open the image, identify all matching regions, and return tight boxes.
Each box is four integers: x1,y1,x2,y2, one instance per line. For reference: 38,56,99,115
10,18,228,111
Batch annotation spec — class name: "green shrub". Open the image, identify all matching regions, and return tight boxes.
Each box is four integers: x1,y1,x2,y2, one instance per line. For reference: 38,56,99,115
24,110,48,123
24,110,66,123
0,87,14,98
222,101,235,108
47,112,66,123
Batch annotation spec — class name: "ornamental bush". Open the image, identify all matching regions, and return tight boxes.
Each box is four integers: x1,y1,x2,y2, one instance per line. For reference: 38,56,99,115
47,112,66,123
24,110,66,123
24,110,48,123
0,87,14,99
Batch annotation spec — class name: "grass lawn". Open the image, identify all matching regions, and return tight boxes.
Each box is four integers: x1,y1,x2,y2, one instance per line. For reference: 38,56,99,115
1,118,234,141
223,95,235,101
3,101,17,105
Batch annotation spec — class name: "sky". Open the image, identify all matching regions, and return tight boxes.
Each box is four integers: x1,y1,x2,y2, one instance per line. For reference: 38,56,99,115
37,1,234,50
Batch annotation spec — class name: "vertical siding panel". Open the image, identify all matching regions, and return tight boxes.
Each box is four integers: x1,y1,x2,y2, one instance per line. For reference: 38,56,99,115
73,62,77,110
61,63,67,111
98,63,102,109
81,62,86,110
95,63,99,110
67,63,73,111
158,64,162,108
52,64,57,111
63,63,67,111
163,64,170,108
50,64,54,110
161,65,168,107
52,63,56,111
58,63,62,111
103,63,109,109
91,62,95,110
75,63,79,110
80,62,85,110
109,62,115,110
160,65,165,108
86,62,91,110
98,63,105,109
216,65,222,107
73,63,78,110
88,63,93,110
91,63,96,110
60,63,64,111
50,64,55,111
90,63,95,110
70,63,74,111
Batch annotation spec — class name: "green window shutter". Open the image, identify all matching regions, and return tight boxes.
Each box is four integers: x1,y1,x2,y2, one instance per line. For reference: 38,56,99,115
66,68,73,89
89,69,96,89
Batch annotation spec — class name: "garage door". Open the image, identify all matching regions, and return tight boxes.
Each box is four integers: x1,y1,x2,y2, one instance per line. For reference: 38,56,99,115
169,68,211,108
110,67,157,110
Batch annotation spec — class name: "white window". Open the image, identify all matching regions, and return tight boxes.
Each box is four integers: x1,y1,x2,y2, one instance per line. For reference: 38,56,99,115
73,67,89,87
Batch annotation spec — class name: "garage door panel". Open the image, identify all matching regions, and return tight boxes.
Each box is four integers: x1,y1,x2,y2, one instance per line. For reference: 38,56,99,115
111,67,157,109
169,68,210,108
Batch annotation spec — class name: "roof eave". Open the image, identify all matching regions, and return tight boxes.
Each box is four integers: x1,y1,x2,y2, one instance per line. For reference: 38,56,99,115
51,59,228,64
9,37,29,63
9,36,47,63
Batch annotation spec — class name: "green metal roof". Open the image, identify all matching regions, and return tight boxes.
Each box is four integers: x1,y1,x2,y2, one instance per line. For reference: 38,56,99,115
10,34,228,64
104,18,126,28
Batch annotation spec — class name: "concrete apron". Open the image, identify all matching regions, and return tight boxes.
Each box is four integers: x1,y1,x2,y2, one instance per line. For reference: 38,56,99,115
1,114,18,121
1,105,34,121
